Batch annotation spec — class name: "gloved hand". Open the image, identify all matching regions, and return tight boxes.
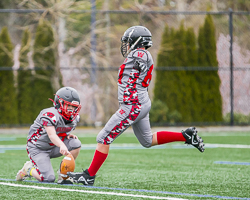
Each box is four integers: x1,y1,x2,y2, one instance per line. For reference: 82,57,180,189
134,60,147,73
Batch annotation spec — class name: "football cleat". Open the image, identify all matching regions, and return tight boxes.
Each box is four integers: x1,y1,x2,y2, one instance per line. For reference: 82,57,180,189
16,161,33,181
182,127,205,152
57,169,73,184
67,169,95,186
57,178,74,184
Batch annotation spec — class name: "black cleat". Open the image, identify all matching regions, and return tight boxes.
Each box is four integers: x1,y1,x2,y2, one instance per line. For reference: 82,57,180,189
182,127,205,152
57,178,73,184
67,169,95,186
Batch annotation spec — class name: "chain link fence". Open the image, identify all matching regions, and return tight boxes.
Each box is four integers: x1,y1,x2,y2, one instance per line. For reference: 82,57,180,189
0,9,250,126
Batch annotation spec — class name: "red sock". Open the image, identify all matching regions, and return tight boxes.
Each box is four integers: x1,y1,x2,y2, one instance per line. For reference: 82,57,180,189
157,131,185,145
88,150,108,176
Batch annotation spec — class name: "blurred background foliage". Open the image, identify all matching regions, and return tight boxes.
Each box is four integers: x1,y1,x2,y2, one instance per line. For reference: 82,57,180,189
0,0,250,126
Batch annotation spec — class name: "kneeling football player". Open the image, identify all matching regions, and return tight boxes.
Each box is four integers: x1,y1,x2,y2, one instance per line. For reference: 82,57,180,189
16,87,82,184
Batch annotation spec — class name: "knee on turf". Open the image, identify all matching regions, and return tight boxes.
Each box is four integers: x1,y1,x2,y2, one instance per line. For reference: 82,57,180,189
44,175,55,182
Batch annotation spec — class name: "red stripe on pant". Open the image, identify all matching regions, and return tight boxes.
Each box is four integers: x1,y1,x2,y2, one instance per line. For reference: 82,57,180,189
103,103,141,144
26,143,44,181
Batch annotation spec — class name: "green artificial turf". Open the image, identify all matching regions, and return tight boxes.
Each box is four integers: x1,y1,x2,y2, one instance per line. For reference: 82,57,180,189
0,130,249,199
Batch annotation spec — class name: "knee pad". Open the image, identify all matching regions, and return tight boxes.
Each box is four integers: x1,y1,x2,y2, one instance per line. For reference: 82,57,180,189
69,138,81,150
141,142,152,148
96,129,113,144
47,175,56,182
139,138,152,148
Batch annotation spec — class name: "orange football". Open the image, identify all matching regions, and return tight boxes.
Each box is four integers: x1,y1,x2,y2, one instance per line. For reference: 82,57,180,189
60,153,75,180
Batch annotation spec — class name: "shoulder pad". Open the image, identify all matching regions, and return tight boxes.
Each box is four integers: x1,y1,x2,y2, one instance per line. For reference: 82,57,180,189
41,109,58,125
132,49,148,61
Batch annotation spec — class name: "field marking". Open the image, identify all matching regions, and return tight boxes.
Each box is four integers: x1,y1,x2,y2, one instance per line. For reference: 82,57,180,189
0,179,249,200
214,161,250,166
0,138,16,141
1,143,250,153
205,143,250,149
0,182,187,200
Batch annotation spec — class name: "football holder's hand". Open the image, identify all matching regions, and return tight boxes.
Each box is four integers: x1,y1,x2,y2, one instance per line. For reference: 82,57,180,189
59,144,70,156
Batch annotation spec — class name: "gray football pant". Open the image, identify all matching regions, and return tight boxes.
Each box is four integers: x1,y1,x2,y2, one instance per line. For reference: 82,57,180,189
97,99,153,148
27,138,81,182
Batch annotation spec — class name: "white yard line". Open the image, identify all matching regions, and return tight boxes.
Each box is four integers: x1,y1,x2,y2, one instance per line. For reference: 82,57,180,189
1,143,250,152
205,143,250,148
0,182,187,200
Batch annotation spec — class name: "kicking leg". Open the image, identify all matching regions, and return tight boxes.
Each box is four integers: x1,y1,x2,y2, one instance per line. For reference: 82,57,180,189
152,127,205,152
151,130,185,146
67,143,109,185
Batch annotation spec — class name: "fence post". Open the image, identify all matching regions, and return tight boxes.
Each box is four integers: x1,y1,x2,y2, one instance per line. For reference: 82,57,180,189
229,8,234,126
91,0,97,124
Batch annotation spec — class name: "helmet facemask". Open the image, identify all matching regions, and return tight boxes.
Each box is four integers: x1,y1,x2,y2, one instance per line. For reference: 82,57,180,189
121,36,143,57
50,95,81,122
57,97,81,121
121,36,132,57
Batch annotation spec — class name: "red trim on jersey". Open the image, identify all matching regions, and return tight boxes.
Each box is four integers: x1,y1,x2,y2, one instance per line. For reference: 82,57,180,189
118,64,126,84
49,133,67,146
123,67,140,104
156,131,185,145
142,64,154,87
28,127,43,145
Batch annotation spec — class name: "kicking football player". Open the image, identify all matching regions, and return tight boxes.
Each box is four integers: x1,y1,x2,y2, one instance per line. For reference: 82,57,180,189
68,26,205,186
16,87,82,184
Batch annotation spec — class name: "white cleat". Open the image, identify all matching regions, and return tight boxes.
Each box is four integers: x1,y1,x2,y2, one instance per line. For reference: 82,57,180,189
16,161,33,181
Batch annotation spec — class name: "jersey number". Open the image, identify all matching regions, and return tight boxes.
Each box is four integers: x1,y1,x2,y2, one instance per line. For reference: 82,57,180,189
118,64,125,84
142,64,154,87
118,64,153,87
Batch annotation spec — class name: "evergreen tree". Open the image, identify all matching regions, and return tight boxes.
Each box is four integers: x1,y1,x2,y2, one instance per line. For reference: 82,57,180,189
154,25,171,102
173,23,194,122
197,15,223,122
18,28,35,124
0,27,18,125
154,15,222,124
32,20,56,115
185,27,201,122
154,25,184,123
155,27,180,112
155,24,197,123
